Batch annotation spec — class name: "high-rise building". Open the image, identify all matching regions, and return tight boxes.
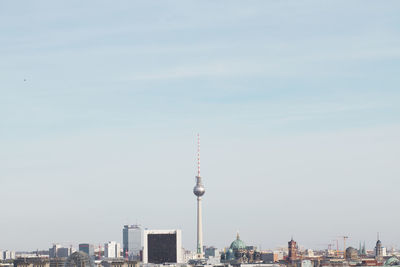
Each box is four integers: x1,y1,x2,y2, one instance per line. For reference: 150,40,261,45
105,241,121,258
288,238,298,262
79,244,95,259
193,134,205,259
49,245,59,258
49,245,71,258
123,225,142,260
2,250,15,260
58,248,71,258
142,229,182,264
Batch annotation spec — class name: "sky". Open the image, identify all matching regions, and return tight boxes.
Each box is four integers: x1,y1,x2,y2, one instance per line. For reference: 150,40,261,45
1,0,400,252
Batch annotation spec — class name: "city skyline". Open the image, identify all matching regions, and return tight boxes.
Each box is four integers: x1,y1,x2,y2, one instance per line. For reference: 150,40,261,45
0,228,392,255
1,1,400,252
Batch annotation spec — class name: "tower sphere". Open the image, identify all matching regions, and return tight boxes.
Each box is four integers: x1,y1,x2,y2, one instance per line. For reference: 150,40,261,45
193,183,205,197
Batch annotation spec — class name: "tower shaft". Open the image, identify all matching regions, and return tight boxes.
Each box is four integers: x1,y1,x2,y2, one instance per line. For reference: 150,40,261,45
197,195,203,256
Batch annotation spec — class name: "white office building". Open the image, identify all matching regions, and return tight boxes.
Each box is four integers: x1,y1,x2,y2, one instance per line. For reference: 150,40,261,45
105,241,121,258
3,250,16,260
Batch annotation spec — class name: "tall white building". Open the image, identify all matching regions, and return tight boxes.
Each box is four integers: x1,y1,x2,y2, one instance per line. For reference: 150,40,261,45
104,241,121,258
3,250,16,260
142,229,182,264
123,224,142,260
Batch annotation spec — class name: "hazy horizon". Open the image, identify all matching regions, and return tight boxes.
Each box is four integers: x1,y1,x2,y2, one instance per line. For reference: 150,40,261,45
1,1,400,252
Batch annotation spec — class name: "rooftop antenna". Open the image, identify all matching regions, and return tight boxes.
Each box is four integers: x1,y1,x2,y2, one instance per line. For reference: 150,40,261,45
197,133,200,177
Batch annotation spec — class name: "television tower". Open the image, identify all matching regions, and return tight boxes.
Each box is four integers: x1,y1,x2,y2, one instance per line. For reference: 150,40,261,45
193,134,205,258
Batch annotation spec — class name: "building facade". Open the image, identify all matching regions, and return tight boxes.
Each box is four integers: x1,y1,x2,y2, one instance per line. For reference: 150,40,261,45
3,251,15,260
79,244,94,259
49,258,66,267
101,259,138,267
122,225,142,260
13,258,49,267
375,239,383,263
49,245,71,259
288,238,298,262
105,241,121,258
142,229,182,264
64,251,94,267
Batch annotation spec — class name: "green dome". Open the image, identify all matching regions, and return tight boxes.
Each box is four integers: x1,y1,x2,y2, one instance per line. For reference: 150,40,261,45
230,233,246,250
226,249,235,260
385,257,400,266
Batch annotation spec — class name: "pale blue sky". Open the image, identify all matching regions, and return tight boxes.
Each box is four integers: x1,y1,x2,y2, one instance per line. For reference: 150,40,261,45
1,1,400,252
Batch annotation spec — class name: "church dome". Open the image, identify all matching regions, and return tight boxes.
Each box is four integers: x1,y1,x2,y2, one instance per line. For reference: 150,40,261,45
226,248,235,260
385,257,400,266
230,233,246,250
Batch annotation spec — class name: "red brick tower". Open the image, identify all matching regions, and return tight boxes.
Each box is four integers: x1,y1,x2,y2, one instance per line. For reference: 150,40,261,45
288,237,298,262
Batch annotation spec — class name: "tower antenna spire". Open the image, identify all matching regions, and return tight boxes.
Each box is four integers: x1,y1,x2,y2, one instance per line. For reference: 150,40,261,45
193,133,205,259
197,133,200,177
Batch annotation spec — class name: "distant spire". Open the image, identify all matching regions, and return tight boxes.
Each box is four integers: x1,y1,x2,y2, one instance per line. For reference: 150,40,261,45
237,231,240,240
197,133,200,177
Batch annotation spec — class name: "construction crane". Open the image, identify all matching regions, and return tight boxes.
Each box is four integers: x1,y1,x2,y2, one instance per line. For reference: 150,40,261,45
338,236,349,259
332,239,339,258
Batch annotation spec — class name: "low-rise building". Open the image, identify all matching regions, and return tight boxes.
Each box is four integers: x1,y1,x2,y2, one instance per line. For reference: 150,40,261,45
261,252,283,263
49,258,66,267
101,259,138,267
13,258,49,267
